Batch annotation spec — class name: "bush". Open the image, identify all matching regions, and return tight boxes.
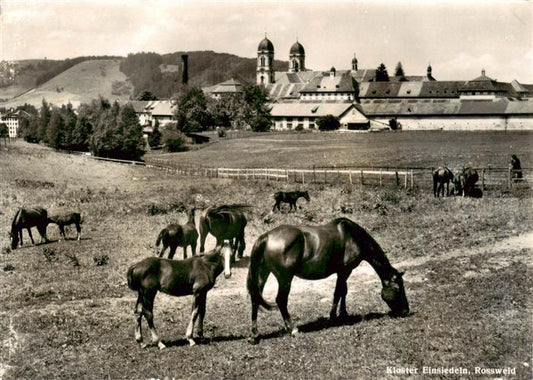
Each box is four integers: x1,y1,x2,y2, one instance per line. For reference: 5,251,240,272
316,115,340,131
165,137,188,152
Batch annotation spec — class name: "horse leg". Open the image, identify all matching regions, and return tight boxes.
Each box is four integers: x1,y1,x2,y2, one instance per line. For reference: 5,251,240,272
249,267,271,344
185,293,202,346
183,246,188,260
168,245,177,260
27,228,35,245
331,273,351,321
75,222,81,241
18,229,23,247
191,240,197,256
275,275,298,336
237,230,246,259
134,293,143,343
59,225,66,241
141,290,165,350
196,292,207,341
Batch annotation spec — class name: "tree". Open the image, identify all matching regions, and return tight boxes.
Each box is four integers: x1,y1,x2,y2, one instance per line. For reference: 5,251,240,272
241,83,271,132
394,62,406,81
316,115,340,131
118,103,145,160
375,63,389,82
38,99,51,142
18,116,39,143
137,90,158,101
46,108,66,149
175,87,211,132
0,123,8,147
148,120,162,148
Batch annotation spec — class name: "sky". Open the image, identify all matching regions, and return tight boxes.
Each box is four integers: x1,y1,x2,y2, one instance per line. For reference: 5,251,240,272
1,0,532,83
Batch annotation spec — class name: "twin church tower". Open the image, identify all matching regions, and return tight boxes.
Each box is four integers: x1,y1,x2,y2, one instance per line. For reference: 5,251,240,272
256,35,358,85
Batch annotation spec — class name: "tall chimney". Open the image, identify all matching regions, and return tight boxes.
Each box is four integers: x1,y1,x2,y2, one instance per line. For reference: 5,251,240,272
181,54,189,85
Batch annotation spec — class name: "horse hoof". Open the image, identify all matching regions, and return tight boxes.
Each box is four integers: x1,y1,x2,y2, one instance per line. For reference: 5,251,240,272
140,343,149,349
248,336,260,345
158,341,167,350
188,338,196,346
291,328,299,337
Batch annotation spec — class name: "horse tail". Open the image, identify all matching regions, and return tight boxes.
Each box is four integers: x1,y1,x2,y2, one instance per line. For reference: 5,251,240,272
126,263,140,291
155,228,167,248
247,235,276,311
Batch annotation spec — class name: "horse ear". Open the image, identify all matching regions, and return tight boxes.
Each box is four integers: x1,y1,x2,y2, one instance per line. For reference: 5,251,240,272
400,270,406,276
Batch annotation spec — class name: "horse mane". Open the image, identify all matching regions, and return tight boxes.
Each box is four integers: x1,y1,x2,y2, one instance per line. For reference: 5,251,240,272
333,217,395,279
206,204,251,218
11,208,22,233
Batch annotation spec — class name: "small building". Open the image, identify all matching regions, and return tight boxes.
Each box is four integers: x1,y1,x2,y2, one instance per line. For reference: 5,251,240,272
0,109,33,137
130,100,176,128
203,78,244,99
269,102,369,130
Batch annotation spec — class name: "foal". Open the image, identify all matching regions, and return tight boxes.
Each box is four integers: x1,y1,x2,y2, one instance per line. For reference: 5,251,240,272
272,191,310,213
127,244,232,348
155,208,198,259
48,212,82,241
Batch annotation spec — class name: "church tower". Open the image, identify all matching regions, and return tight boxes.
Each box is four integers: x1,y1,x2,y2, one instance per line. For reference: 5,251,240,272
351,53,358,72
257,35,275,85
289,40,305,73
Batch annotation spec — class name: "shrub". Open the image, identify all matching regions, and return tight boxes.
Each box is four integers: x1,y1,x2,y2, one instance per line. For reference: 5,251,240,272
165,137,188,152
316,115,340,131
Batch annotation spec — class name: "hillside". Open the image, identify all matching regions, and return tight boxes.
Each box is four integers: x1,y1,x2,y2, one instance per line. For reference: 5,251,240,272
0,59,132,108
0,51,289,108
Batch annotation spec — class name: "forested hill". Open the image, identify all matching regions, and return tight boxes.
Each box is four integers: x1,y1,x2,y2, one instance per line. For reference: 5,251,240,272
120,50,289,98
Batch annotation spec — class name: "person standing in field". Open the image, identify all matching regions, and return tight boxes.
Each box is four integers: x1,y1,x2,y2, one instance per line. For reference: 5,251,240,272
510,154,522,181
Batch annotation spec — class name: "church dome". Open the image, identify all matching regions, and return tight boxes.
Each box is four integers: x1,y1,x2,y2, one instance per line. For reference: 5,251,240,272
258,37,274,52
290,41,305,55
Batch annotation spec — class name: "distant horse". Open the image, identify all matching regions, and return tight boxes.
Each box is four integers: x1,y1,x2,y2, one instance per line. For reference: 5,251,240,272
10,207,49,249
127,244,233,348
199,204,249,260
247,217,409,343
155,208,198,260
272,191,310,212
432,167,454,197
48,212,82,241
452,167,479,197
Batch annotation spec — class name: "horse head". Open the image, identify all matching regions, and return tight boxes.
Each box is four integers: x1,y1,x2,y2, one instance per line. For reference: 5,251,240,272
210,243,233,279
9,230,19,250
381,269,409,317
302,191,310,202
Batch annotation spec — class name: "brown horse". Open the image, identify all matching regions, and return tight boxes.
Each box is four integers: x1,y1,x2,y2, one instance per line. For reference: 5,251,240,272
452,167,479,197
48,212,82,241
432,167,454,197
155,208,198,259
199,204,249,260
127,244,232,349
10,207,49,249
247,217,409,343
272,191,310,212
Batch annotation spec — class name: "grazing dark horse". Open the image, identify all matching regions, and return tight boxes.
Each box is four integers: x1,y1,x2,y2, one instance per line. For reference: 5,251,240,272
452,167,479,197
127,244,232,348
199,204,249,260
432,167,454,197
247,217,409,343
155,208,198,260
272,191,310,212
10,207,49,249
48,212,82,241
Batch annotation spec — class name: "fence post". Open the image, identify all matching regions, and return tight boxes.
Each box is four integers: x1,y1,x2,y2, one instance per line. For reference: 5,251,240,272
508,167,512,189
404,172,408,189
395,171,400,187
379,169,383,186
481,169,485,190
349,171,353,185
313,166,316,183
360,170,364,185
286,169,289,182
302,171,305,184
410,170,414,189
324,170,327,184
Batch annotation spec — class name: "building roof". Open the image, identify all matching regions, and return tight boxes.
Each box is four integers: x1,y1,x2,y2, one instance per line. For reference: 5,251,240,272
129,100,150,113
145,100,175,116
204,78,244,94
290,41,305,55
258,37,274,52
300,72,354,93
270,102,354,118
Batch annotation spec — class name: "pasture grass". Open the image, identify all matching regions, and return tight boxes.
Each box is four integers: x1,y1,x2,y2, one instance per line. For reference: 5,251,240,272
0,140,532,379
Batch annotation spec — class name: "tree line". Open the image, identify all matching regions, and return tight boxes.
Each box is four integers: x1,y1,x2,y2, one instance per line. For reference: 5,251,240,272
17,98,145,161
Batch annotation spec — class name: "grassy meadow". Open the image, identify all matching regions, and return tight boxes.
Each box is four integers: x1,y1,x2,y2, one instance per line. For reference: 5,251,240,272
0,138,532,379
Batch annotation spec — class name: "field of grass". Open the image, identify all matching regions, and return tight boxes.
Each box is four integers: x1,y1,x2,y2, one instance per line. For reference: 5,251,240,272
0,140,532,379
152,130,533,170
